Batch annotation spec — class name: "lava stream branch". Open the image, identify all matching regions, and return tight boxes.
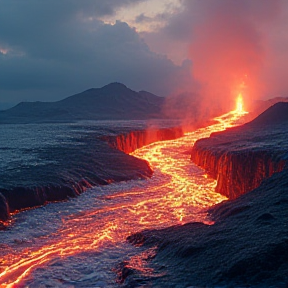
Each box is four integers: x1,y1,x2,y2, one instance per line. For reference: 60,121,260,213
0,108,247,286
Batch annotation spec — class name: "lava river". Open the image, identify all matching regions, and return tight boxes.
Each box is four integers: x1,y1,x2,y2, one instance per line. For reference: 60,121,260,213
0,108,246,287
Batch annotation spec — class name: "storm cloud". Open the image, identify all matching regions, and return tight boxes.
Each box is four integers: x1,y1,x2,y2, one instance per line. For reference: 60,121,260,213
0,0,191,105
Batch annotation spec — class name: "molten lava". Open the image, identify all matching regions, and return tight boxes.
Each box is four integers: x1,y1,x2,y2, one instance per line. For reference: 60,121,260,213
236,93,244,113
0,106,247,287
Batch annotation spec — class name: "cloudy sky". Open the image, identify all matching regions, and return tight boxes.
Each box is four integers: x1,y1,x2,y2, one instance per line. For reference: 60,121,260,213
1,0,288,109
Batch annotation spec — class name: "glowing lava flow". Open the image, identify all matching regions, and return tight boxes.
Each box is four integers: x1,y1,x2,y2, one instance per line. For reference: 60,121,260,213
0,107,247,287
236,93,244,113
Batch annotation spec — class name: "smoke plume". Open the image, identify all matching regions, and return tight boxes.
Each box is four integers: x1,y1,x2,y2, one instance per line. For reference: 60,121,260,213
162,0,288,126
188,0,282,113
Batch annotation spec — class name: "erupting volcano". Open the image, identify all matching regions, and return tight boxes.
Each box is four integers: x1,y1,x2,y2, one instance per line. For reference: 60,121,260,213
0,101,248,287
2,0,288,286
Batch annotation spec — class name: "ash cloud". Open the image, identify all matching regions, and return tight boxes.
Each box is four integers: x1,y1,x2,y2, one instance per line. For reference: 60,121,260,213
153,0,288,124
187,0,282,112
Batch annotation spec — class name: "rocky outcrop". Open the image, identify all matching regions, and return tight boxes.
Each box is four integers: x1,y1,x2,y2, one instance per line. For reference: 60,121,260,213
103,127,183,154
191,133,286,199
191,103,288,199
0,143,153,223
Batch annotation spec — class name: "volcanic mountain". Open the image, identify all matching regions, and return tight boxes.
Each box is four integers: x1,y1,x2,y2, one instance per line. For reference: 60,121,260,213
0,83,165,124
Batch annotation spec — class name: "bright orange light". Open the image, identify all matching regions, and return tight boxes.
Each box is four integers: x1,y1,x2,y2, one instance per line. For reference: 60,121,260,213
236,93,244,113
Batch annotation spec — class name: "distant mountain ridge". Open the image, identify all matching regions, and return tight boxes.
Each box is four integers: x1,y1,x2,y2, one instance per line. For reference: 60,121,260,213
0,83,165,124
1,82,288,124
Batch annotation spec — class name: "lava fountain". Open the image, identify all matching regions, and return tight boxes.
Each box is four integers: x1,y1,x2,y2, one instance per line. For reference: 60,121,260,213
0,101,247,287
236,93,244,113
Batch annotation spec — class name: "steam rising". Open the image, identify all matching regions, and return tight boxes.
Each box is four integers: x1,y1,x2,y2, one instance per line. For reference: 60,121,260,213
163,0,287,126
190,0,281,110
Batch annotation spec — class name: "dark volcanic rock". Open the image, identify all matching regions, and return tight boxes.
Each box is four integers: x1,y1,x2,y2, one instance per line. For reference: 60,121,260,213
0,132,152,219
244,97,288,123
0,193,9,222
123,105,288,287
191,102,288,199
248,102,288,126
103,127,183,154
0,122,182,222
124,169,288,287
0,83,165,124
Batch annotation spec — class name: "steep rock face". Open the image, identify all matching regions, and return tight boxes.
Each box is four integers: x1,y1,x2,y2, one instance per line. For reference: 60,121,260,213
0,124,182,223
191,135,286,199
191,103,288,199
103,127,183,154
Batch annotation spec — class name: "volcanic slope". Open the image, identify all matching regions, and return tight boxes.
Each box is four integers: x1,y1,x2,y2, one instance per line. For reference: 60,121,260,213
123,102,288,288
245,96,288,123
0,83,165,123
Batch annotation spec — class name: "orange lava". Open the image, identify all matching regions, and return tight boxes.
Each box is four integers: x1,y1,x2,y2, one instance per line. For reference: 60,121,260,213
0,107,247,287
236,93,244,113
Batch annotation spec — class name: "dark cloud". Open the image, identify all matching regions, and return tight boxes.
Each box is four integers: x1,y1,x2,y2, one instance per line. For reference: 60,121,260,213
0,0,191,104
